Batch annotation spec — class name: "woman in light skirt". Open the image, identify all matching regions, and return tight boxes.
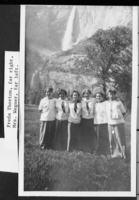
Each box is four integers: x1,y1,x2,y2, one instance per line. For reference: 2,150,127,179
106,90,126,159
67,90,81,152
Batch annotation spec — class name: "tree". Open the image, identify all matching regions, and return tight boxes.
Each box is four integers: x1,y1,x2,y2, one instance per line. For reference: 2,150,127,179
85,26,132,112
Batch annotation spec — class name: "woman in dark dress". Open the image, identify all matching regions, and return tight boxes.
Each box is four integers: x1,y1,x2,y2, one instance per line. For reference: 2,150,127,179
54,89,69,151
80,89,97,153
67,90,81,152
94,92,110,156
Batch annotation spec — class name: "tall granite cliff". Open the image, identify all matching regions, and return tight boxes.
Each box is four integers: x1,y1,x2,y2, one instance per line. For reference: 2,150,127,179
25,5,132,99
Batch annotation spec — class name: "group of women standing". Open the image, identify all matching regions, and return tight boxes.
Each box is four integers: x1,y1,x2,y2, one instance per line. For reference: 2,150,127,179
38,87,126,159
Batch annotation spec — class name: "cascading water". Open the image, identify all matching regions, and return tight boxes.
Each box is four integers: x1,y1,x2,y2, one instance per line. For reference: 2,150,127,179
30,70,38,89
62,6,76,51
31,73,36,88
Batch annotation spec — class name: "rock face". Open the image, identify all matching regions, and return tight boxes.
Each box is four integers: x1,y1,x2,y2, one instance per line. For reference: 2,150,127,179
39,53,97,93
26,5,132,52
25,5,132,102
75,6,132,43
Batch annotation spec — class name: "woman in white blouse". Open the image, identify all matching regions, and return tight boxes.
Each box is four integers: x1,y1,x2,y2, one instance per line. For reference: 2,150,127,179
38,87,56,150
54,89,69,151
106,90,126,159
80,89,96,153
67,90,81,152
94,92,110,155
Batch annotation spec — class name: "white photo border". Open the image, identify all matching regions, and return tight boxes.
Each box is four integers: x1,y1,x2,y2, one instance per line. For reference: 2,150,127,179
18,5,138,197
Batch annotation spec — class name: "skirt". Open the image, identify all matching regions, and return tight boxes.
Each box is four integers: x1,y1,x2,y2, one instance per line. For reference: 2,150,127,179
94,123,110,155
54,119,68,151
39,120,56,149
108,123,126,158
67,122,81,152
80,118,97,153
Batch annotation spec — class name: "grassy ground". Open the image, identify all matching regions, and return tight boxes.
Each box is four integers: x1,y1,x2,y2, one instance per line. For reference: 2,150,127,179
24,104,131,191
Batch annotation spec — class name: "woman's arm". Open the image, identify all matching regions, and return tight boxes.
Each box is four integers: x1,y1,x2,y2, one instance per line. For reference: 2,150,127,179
90,99,96,115
38,99,43,112
119,101,126,116
76,103,81,114
64,101,69,113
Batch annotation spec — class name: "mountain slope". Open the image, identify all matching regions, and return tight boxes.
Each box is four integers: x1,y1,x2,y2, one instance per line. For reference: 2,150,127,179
25,5,132,101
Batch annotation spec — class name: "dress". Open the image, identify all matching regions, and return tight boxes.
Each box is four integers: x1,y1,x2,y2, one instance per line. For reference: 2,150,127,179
94,101,110,155
54,98,69,151
38,97,56,149
67,101,81,152
80,98,97,153
106,100,126,158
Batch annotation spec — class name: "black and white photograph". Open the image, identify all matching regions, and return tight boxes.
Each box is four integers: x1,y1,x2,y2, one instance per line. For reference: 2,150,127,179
19,5,138,196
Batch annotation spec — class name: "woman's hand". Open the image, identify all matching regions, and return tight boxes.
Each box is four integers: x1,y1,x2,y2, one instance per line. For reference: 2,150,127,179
122,112,126,117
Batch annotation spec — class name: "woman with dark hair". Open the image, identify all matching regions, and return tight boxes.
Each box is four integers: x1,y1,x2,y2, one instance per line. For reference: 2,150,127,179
38,87,56,150
54,89,69,151
106,90,126,159
67,90,81,152
94,92,110,155
80,89,96,153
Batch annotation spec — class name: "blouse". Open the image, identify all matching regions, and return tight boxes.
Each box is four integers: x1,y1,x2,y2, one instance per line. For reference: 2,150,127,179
55,98,69,120
81,98,96,119
94,101,108,124
68,102,81,124
38,97,56,121
106,100,126,125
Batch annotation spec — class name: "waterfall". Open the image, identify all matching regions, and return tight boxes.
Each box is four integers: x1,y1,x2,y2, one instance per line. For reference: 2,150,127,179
31,74,35,88
62,6,76,51
30,71,37,88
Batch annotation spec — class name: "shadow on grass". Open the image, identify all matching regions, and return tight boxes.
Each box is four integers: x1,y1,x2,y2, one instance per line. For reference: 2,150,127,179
24,161,56,191
24,148,131,191
24,148,60,191
24,105,131,192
